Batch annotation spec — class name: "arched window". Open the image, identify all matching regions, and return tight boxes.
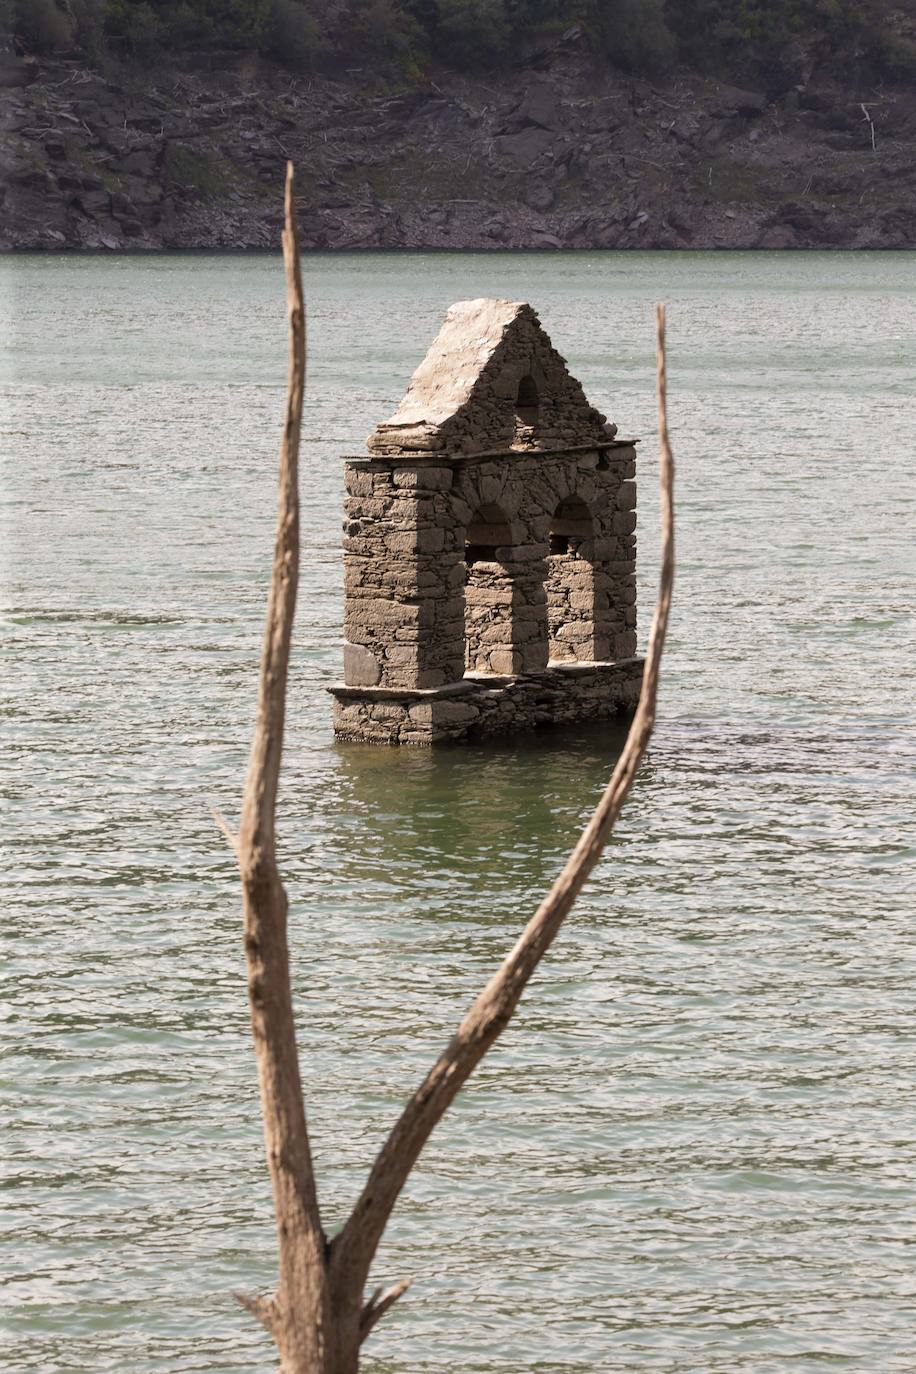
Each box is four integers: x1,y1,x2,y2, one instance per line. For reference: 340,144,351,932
462,502,548,676
464,502,512,567
548,495,593,555
464,503,513,674
515,374,540,427
547,496,601,663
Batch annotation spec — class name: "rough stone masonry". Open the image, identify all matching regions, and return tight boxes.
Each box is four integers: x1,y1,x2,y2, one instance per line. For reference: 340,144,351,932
329,298,644,744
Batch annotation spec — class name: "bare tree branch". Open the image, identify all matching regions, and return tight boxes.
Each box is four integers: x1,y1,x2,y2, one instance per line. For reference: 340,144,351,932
209,801,238,854
234,1290,278,1333
235,164,329,1336
234,175,676,1364
358,1278,413,1342
333,304,676,1292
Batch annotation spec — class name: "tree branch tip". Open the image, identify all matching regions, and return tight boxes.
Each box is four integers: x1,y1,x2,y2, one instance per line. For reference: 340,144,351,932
233,1290,276,1331
360,1276,413,1341
209,802,238,854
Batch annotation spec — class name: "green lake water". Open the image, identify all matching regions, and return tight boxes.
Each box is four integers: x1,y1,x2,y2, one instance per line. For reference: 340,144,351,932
2,250,915,1372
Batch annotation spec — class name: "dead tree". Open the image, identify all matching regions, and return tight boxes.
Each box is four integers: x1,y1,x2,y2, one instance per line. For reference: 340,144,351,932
224,163,676,1374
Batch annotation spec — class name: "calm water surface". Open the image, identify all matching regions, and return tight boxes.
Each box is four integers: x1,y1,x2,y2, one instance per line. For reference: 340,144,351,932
2,251,915,1373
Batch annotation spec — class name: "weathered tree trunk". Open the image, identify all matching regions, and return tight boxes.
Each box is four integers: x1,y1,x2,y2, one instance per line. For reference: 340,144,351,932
224,164,676,1372
230,165,347,1374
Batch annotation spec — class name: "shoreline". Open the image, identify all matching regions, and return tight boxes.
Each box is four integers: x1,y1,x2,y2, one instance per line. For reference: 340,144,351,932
3,46,914,255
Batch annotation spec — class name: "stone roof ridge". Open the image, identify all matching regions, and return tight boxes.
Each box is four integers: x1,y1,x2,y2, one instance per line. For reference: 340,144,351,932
365,296,610,458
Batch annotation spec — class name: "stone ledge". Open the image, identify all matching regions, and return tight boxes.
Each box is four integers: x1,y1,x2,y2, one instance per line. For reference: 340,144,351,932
327,679,477,703
330,657,645,745
343,439,639,470
328,657,644,703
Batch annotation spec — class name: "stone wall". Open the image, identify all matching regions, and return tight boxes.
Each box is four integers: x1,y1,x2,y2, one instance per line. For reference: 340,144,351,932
547,549,597,662
332,659,644,745
342,463,465,690
367,301,615,459
336,439,639,740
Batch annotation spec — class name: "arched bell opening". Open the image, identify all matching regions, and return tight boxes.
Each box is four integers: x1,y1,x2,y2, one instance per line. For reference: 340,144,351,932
515,374,540,427
464,503,514,675
546,496,601,663
549,494,592,555
464,503,513,569
463,503,546,676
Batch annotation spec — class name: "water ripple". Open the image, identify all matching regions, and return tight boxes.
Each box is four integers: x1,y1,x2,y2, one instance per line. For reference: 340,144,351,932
2,250,915,1373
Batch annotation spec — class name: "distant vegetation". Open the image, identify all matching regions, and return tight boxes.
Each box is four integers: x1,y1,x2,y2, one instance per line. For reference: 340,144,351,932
3,0,915,83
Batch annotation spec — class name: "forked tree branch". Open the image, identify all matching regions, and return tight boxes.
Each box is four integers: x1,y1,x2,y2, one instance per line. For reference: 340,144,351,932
235,164,327,1319
358,1278,413,1341
334,305,676,1300
230,177,676,1363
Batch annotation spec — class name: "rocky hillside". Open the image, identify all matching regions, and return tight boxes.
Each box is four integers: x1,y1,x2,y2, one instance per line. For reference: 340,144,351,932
2,25,914,251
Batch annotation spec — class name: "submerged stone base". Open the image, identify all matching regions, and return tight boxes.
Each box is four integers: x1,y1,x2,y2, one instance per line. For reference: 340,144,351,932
329,657,644,745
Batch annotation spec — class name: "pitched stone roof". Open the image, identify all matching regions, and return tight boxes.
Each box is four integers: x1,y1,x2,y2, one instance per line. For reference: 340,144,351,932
366,298,612,457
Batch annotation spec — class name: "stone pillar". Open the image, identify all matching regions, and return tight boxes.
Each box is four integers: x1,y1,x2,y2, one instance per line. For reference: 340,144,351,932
547,547,599,662
606,464,638,661
464,557,513,674
342,462,466,691
505,547,549,674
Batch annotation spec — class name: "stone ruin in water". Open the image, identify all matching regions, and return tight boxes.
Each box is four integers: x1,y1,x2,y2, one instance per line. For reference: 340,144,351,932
329,298,644,744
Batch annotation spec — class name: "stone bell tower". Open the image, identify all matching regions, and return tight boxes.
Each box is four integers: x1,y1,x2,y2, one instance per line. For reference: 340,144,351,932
329,299,643,744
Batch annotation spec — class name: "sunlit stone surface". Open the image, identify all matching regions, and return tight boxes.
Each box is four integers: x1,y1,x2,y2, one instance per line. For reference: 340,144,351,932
332,299,642,742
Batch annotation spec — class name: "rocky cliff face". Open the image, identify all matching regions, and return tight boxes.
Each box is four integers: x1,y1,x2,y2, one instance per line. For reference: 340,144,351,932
2,29,914,252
